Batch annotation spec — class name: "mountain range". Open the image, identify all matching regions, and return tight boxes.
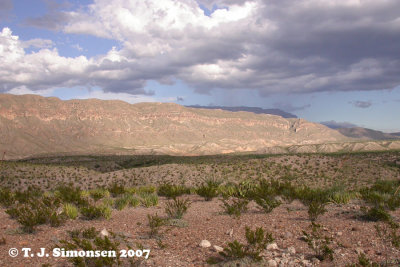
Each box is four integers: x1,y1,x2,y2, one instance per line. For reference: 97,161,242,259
0,94,399,159
185,105,297,118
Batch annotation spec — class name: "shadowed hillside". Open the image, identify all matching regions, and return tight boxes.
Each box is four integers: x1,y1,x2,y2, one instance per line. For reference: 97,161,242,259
0,94,349,159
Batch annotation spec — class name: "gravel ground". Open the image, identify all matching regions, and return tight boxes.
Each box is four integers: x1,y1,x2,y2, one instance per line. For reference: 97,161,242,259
1,195,400,266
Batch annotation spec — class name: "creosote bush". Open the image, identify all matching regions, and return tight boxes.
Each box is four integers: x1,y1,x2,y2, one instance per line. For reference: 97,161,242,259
147,213,165,237
165,198,191,219
58,227,122,267
196,179,221,201
221,197,249,218
219,227,274,262
158,183,188,199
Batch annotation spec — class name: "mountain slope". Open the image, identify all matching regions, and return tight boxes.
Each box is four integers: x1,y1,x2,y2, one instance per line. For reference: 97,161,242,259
336,127,399,140
0,94,349,159
186,105,297,118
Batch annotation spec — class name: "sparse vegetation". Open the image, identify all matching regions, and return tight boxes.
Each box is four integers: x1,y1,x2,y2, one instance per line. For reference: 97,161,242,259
219,227,274,262
221,197,249,218
196,179,221,201
165,198,191,219
302,222,334,261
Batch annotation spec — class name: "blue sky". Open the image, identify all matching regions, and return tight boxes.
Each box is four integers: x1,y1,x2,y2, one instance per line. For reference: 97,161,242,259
1,0,400,132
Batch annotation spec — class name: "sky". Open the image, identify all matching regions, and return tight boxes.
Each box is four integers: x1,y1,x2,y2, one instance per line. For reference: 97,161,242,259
0,0,400,132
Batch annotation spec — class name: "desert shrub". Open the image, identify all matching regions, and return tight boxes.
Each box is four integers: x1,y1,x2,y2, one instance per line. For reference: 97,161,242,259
114,195,130,211
360,180,400,210
302,222,333,261
89,188,110,201
218,183,237,198
346,253,380,267
255,195,281,213
220,227,274,262
49,211,67,227
221,197,249,218
296,186,330,206
57,227,121,267
196,179,221,201
147,213,165,237
308,201,327,222
115,194,140,210
140,193,159,207
14,186,43,203
165,198,191,219
54,184,88,206
328,190,359,205
0,188,14,207
108,183,125,197
361,205,392,223
6,196,63,233
234,179,259,199
102,197,114,207
80,203,112,220
374,221,400,266
63,203,79,219
137,185,157,195
158,183,188,199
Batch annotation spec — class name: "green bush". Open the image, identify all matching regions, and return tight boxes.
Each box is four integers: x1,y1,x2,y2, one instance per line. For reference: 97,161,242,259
361,205,392,223
147,213,165,237
80,203,111,220
220,227,274,262
114,194,140,210
54,184,88,206
0,188,14,207
6,196,63,233
254,195,281,213
89,188,110,201
137,185,157,195
196,179,221,201
221,197,249,218
58,227,121,267
158,183,188,199
63,203,79,219
140,193,159,207
165,198,191,219
308,201,327,222
108,183,126,197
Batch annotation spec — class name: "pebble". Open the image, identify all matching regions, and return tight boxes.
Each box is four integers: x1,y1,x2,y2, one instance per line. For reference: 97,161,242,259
267,243,279,251
226,228,233,237
355,247,364,255
199,240,211,248
287,246,296,255
337,231,343,236
213,245,223,252
100,228,109,237
268,259,278,267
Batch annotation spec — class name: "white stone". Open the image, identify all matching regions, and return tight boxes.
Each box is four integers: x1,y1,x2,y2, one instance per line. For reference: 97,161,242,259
267,243,279,251
268,259,278,267
199,240,211,248
100,228,109,237
213,245,223,252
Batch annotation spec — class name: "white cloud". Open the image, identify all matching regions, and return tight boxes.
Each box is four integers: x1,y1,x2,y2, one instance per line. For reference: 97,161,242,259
22,38,54,49
1,0,400,95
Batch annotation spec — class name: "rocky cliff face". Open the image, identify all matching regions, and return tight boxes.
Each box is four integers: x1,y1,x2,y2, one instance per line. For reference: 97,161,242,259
0,94,349,159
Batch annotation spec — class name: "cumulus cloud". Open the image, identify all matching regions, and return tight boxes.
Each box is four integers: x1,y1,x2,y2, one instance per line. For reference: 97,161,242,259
22,38,54,49
2,0,400,95
350,100,373,108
